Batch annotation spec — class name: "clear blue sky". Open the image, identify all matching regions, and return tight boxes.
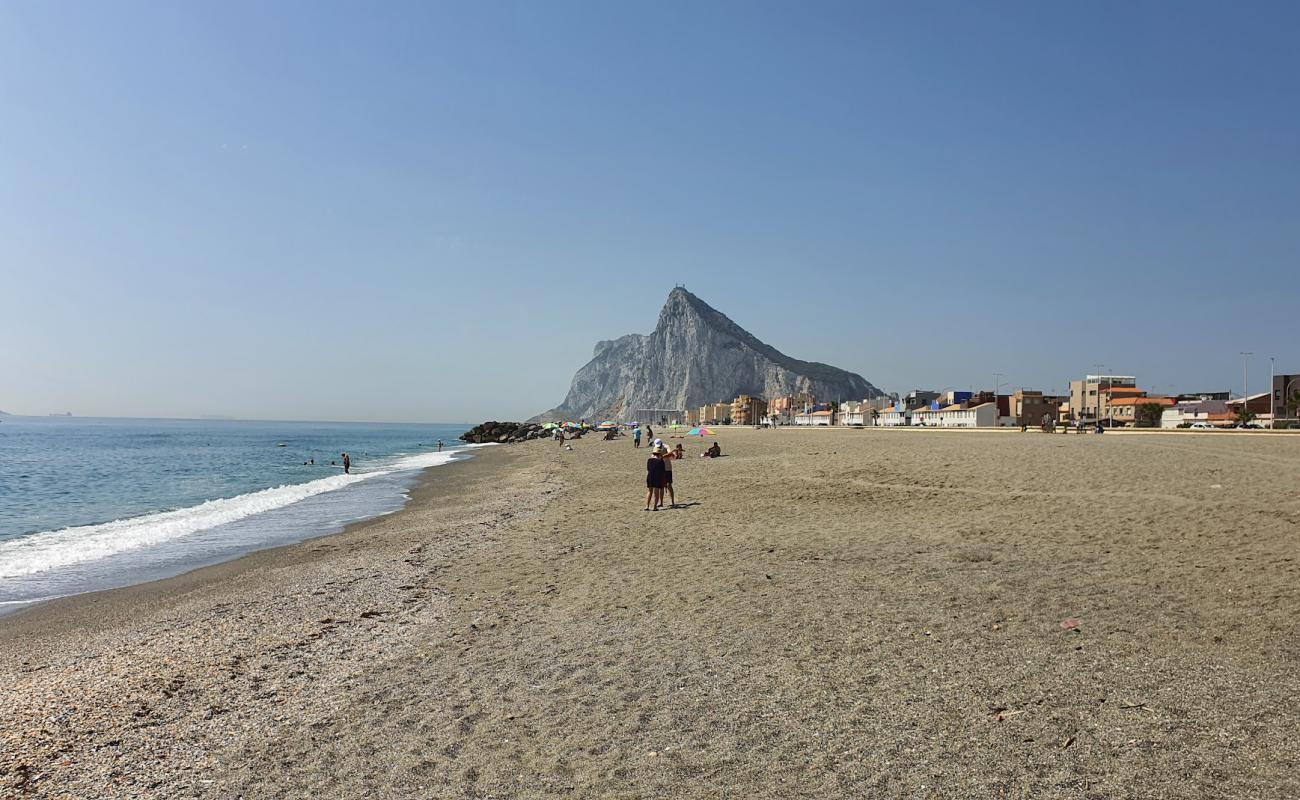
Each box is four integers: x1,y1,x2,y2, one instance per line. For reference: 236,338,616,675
2,1,1296,421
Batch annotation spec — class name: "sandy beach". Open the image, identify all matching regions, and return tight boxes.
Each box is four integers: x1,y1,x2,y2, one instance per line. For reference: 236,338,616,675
4,428,1300,798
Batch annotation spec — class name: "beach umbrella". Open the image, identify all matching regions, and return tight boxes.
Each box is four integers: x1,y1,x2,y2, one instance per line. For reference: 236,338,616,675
541,422,559,429
688,427,716,436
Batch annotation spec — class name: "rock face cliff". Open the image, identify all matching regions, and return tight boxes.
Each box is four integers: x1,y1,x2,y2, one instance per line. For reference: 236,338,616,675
537,288,883,421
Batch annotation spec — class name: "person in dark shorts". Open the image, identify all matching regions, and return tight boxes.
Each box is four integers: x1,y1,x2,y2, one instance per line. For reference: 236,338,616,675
653,440,676,508
341,452,351,474
645,451,666,511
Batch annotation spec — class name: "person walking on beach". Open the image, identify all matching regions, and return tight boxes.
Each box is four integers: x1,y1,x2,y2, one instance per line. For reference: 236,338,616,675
436,439,443,452
633,426,642,448
645,450,666,511
341,452,351,474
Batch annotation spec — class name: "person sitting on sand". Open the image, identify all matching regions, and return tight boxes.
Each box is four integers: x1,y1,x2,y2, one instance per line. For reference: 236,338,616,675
673,443,684,460
645,450,667,510
701,442,721,458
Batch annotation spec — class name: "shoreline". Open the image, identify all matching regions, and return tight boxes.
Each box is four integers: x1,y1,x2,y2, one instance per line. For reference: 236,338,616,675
0,444,486,625
2,438,557,797
0,443,511,637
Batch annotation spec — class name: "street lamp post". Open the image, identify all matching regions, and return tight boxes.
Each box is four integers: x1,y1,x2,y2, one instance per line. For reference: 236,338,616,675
1241,352,1253,425
1270,356,1276,430
1091,363,1106,425
1106,374,1114,428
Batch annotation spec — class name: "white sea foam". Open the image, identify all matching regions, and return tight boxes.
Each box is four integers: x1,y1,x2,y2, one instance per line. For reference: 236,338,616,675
0,450,462,578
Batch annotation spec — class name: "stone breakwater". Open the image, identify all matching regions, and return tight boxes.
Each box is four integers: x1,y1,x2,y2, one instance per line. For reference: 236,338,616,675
459,421,548,444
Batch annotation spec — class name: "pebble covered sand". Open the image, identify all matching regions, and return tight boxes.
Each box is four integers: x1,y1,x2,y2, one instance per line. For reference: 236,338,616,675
3,428,1299,798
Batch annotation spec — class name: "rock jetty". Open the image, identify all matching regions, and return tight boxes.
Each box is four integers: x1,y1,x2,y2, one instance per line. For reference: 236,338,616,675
460,421,547,444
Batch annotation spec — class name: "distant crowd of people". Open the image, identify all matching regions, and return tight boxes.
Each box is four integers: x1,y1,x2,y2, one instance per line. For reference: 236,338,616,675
551,421,725,511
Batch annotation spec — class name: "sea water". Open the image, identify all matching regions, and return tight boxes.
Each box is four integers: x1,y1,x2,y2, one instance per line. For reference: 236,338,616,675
0,416,472,614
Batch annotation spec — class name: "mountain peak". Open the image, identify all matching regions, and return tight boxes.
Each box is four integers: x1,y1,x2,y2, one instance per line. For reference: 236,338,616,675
661,285,706,315
536,289,883,421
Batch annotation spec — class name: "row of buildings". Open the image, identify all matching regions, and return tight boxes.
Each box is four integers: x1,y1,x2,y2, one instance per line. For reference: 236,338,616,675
667,370,1300,429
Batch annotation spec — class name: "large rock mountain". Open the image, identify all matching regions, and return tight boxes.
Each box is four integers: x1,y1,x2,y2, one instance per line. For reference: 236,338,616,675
537,288,883,421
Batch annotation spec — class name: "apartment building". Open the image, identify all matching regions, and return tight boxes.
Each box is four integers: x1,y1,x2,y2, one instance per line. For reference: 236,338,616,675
1069,375,1137,421
731,395,768,426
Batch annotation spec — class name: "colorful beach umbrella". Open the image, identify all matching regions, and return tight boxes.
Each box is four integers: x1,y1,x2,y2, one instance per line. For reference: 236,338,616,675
687,427,716,436
541,422,559,429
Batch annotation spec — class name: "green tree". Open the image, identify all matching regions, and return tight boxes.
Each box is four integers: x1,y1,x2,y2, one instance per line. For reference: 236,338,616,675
1135,402,1165,427
870,408,880,425
1287,389,1300,420
1233,405,1256,427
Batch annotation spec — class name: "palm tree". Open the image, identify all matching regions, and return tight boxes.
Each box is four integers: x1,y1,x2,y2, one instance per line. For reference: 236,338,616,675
870,408,880,426
1233,405,1256,427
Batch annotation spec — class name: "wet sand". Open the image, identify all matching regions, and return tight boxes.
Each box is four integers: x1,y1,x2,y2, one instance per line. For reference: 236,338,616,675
3,428,1299,798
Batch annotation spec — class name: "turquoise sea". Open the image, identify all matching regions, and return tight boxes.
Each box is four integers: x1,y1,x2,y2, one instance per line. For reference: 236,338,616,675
0,416,472,614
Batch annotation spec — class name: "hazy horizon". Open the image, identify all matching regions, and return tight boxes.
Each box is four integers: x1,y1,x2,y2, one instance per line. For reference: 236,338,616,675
4,2,1298,422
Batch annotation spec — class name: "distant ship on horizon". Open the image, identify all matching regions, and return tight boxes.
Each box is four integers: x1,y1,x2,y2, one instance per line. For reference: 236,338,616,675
48,412,73,417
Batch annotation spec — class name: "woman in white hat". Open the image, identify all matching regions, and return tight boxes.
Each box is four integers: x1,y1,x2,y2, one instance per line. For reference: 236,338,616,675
652,439,676,508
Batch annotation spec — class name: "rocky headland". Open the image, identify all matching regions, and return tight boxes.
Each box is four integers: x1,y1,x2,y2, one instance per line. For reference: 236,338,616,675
536,287,883,421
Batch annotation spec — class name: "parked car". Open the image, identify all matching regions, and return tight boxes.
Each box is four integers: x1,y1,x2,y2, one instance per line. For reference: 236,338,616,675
1191,422,1216,429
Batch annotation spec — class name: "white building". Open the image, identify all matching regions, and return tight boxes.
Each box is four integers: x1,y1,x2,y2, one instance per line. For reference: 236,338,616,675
878,406,912,427
1161,400,1230,428
937,402,999,428
838,401,865,426
912,407,941,427
793,409,834,426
